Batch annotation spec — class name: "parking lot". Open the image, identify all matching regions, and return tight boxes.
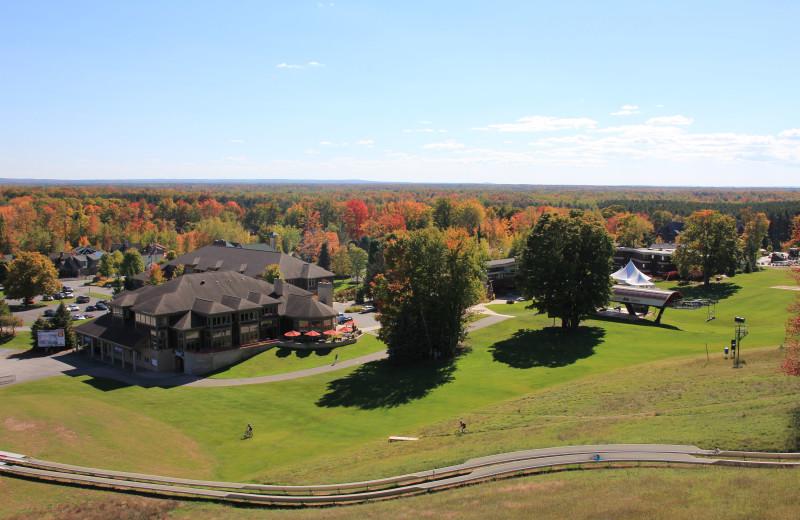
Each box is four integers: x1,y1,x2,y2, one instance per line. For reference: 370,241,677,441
6,279,115,327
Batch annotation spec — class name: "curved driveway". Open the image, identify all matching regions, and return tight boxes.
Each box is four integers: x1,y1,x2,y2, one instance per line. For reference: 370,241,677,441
0,310,514,388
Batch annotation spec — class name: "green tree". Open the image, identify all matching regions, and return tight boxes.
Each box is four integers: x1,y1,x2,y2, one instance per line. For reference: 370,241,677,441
30,316,51,348
120,249,145,290
516,210,614,329
432,197,454,230
0,258,10,286
672,210,740,286
616,214,653,248
262,264,283,283
0,314,24,335
317,243,331,270
740,210,770,272
50,302,76,349
97,251,118,278
5,251,61,304
374,228,487,363
348,244,368,282
331,247,352,279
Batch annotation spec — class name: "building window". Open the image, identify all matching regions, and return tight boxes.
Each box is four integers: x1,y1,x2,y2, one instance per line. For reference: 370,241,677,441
240,323,258,344
210,328,231,349
137,314,157,327
150,329,167,350
179,330,200,351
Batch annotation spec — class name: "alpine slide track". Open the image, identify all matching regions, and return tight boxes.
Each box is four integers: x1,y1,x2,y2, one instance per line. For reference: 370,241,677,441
2,444,798,507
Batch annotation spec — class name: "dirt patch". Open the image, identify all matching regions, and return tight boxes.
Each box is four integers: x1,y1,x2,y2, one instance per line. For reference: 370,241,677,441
772,286,800,291
3,417,38,432
54,425,79,441
498,480,566,493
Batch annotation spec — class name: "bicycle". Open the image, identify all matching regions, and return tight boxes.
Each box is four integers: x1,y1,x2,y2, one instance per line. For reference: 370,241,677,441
242,428,253,440
454,428,469,437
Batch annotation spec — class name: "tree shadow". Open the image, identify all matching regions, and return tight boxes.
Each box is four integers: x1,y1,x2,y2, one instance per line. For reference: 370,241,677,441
667,282,741,301
79,376,132,392
316,358,456,410
592,314,681,331
489,326,605,369
275,347,292,358
315,347,333,357
295,349,311,358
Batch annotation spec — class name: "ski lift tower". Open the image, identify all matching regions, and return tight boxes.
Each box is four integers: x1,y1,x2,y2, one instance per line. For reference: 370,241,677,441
733,317,748,368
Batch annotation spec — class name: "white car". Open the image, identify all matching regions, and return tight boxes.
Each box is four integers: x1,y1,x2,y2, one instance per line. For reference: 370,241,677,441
66,304,80,312
71,314,87,320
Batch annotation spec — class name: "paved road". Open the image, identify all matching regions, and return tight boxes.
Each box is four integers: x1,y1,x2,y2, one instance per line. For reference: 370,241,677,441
2,443,795,506
0,308,514,388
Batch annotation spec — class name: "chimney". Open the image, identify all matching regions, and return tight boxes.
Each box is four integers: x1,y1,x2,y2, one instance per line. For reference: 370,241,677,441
269,232,278,251
274,277,283,296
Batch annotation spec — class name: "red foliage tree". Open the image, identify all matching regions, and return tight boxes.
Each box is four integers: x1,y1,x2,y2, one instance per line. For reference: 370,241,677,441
343,199,369,239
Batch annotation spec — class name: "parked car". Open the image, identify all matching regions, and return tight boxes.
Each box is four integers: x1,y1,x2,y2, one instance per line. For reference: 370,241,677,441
71,314,86,320
43,309,56,318
104,282,114,288
359,304,376,313
53,292,65,300
338,315,353,324
66,304,80,312
94,302,107,311
76,295,90,304
85,305,96,312
62,286,73,293
84,314,95,319
23,297,35,305
42,294,54,302
63,292,74,299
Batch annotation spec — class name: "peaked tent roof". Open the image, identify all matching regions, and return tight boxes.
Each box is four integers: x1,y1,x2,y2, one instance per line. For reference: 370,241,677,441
611,260,655,288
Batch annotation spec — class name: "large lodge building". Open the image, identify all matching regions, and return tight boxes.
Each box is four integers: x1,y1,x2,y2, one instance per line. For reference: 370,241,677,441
74,272,336,375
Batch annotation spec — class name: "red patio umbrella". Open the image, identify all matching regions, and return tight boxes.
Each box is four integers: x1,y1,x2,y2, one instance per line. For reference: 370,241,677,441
323,329,339,336
284,330,301,337
338,326,354,333
305,330,321,337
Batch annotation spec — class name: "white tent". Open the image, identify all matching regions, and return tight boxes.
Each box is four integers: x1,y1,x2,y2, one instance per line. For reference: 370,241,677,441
611,260,655,288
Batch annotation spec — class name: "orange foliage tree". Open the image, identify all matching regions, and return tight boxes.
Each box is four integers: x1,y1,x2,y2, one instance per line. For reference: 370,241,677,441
781,267,800,376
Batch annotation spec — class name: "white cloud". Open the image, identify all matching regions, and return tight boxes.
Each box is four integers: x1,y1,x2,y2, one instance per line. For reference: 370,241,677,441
655,104,665,108
646,115,693,126
779,129,800,138
308,61,325,67
276,63,302,69
611,105,641,116
230,139,244,143
479,115,598,132
356,140,374,145
320,141,348,146
421,140,465,150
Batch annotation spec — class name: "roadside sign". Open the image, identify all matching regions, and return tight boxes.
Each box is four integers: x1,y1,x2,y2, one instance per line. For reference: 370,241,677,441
38,330,65,348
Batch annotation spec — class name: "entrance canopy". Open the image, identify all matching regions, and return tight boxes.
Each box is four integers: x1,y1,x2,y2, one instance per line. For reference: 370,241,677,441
611,260,655,288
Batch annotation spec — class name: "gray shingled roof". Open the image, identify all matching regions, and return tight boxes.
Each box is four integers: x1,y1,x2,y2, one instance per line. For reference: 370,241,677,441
166,244,333,281
110,271,334,321
73,314,148,349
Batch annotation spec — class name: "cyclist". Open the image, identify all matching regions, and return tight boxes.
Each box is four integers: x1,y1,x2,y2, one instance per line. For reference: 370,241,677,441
247,423,253,436
459,420,467,433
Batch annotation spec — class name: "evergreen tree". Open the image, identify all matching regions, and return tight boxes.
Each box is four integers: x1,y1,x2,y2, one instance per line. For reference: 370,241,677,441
50,302,76,349
317,243,331,270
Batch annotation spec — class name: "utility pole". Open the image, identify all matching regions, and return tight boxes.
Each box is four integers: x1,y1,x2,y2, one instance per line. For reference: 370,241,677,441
733,317,748,368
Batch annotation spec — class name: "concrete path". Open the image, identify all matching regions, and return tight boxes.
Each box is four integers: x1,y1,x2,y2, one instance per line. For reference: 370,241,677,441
3,443,795,506
0,309,515,389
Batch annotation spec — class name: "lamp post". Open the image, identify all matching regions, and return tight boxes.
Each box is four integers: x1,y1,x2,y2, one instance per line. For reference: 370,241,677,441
733,317,748,368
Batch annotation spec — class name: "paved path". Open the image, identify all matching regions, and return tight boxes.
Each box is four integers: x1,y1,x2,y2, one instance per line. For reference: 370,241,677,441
0,310,515,388
3,444,796,506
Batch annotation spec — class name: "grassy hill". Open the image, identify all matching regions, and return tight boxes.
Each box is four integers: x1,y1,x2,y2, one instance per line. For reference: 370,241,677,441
0,268,797,519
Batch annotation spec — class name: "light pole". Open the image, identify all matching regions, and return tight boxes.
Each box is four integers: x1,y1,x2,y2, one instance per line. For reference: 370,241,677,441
733,317,748,368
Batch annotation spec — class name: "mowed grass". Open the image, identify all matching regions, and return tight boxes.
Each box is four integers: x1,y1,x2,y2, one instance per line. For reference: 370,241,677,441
208,334,386,379
0,269,797,518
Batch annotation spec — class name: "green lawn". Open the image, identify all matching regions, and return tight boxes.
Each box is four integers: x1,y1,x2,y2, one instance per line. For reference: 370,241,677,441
333,276,360,294
208,334,386,379
0,269,797,518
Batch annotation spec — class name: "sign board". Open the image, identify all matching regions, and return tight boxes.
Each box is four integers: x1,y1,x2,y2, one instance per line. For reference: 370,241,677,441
38,330,65,348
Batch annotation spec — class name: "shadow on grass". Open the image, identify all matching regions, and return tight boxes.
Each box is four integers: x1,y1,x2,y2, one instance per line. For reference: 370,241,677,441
592,314,681,331
667,282,742,301
275,347,292,358
79,377,132,392
315,347,333,356
316,359,455,410
489,326,604,369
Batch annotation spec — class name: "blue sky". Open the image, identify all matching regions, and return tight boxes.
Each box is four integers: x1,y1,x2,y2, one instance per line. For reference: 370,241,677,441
1,1,799,186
